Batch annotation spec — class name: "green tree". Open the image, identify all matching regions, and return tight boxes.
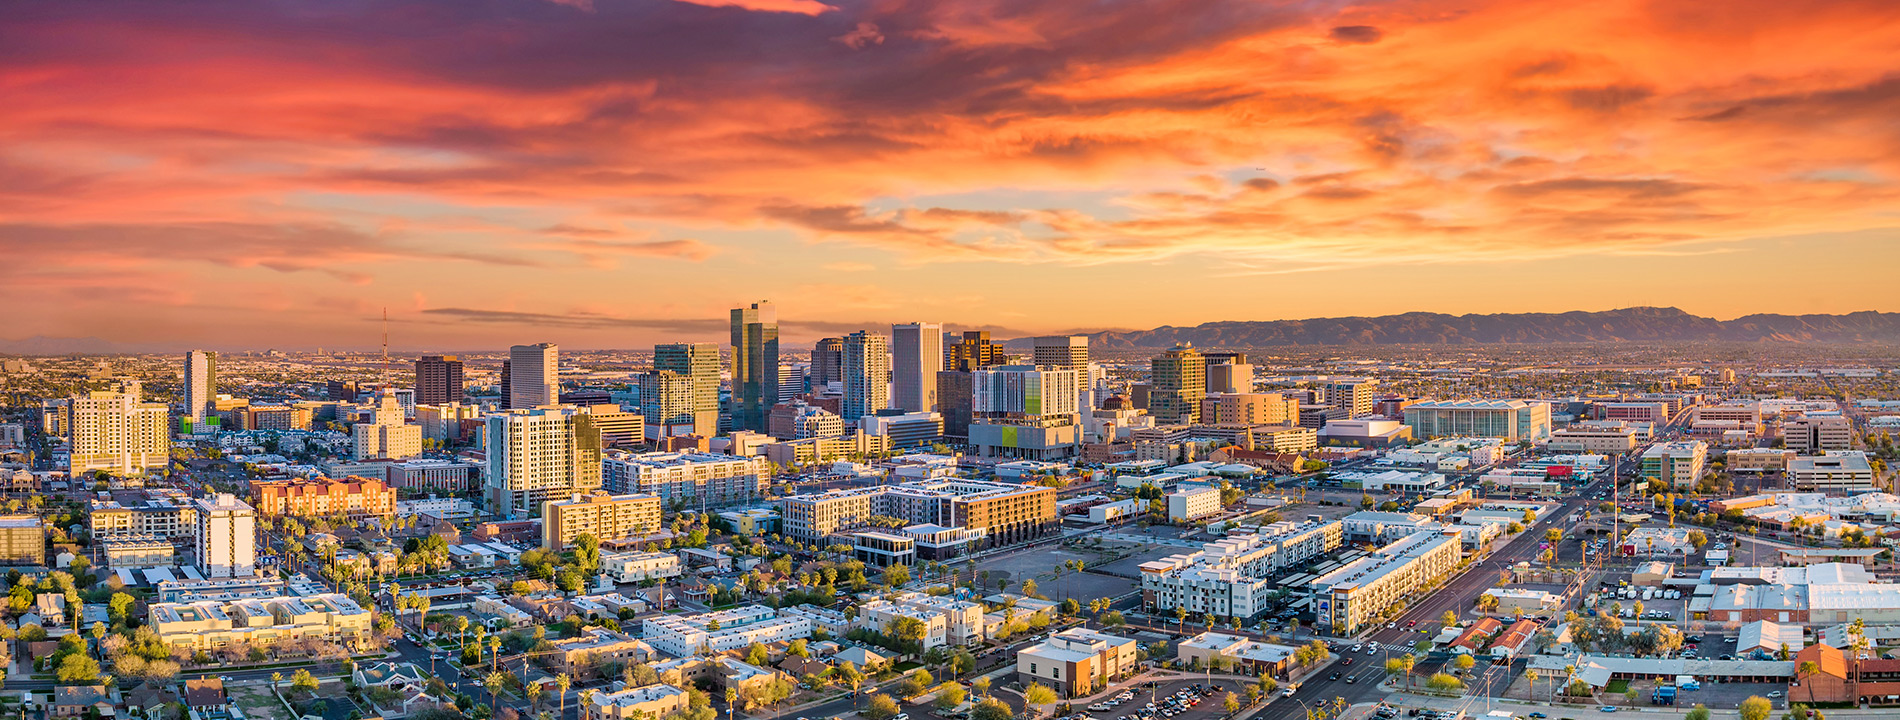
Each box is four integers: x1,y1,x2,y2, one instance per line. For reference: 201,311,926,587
1686,706,1710,720
1224,693,1240,714
1440,610,1459,628
292,669,319,693
1740,697,1772,720
1023,684,1058,718
864,694,901,720
937,684,968,711
1425,673,1463,692
972,699,1012,720
56,654,101,684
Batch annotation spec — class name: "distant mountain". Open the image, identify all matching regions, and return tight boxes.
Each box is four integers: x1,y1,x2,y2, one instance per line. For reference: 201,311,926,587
0,336,167,355
1024,307,1900,349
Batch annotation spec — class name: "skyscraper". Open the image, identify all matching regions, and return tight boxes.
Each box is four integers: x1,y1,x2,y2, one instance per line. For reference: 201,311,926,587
842,330,890,421
730,302,780,433
509,343,559,408
635,370,696,436
1032,335,1089,370
484,405,604,517
184,350,217,424
415,355,464,405
1150,344,1206,424
946,331,1002,372
811,337,844,388
891,322,943,413
654,343,720,434
66,383,170,476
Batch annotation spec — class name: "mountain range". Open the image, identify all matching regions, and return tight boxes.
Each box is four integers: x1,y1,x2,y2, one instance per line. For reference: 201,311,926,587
1023,307,1900,349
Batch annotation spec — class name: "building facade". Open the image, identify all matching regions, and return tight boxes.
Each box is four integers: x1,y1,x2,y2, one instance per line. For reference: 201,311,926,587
731,302,780,433
66,387,169,476
842,330,891,421
542,492,663,549
484,405,604,517
600,451,767,508
654,343,721,436
1403,399,1552,442
508,343,559,409
1150,345,1206,425
414,355,464,406
892,323,944,413
251,476,397,518
194,494,257,578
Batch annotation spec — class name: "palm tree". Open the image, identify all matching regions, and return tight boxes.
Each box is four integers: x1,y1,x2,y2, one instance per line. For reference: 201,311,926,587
271,672,283,693
1798,661,1818,703
579,690,597,720
1525,670,1539,701
485,671,507,710
724,688,738,720
556,673,572,720
489,635,503,672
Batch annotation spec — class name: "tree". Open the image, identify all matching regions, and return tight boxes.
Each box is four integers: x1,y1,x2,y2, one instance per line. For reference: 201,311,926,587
1686,705,1711,720
1224,693,1240,714
1023,684,1058,718
972,699,1012,720
937,684,968,711
1740,696,1772,720
745,642,770,667
863,694,901,720
556,674,572,720
292,669,320,694
837,662,866,702
1425,673,1463,692
1440,610,1459,628
484,672,507,710
972,676,991,699
272,672,284,692
56,654,101,684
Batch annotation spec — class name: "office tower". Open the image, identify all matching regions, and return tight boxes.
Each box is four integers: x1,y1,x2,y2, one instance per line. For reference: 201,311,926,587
194,494,257,578
184,350,217,424
968,365,1081,460
1786,416,1853,454
1150,344,1206,424
730,302,780,433
1325,379,1377,417
937,371,975,439
946,331,1002,372
1032,336,1089,370
484,406,605,517
654,343,720,434
811,337,844,387
842,330,891,421
509,343,559,408
778,363,803,403
66,384,170,476
500,360,512,408
352,393,423,460
1206,362,1254,395
635,370,696,437
891,323,944,413
415,355,464,405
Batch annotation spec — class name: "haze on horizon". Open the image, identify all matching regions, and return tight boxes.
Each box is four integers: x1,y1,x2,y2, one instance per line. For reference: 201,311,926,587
3,0,1898,350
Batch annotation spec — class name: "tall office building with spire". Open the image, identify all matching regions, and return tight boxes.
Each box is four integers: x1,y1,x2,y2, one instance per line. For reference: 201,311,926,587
508,343,559,408
891,323,943,413
842,330,891,421
654,342,720,434
730,302,779,433
184,350,217,425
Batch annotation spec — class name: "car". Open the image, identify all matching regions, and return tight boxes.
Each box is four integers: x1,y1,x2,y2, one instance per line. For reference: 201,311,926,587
1388,621,1398,629
1282,689,1295,697
1351,643,1363,652
895,715,910,720
1407,620,1418,628
1529,714,1548,718
1345,676,1357,684
1366,645,1378,654
1342,657,1354,666
1599,708,1618,713
1768,691,1785,698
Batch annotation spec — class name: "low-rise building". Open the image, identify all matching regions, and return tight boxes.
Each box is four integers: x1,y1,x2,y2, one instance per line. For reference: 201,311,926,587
1727,448,1796,473
582,684,690,720
601,550,682,583
550,628,655,672
149,593,375,651
1140,521,1343,619
1016,628,1137,698
1313,530,1461,635
1166,485,1222,522
541,492,663,550
1642,441,1709,489
1174,632,1300,677
642,605,811,657
250,476,397,518
1790,452,1878,492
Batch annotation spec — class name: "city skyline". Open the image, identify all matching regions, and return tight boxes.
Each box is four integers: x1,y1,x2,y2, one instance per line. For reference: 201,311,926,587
4,0,1898,349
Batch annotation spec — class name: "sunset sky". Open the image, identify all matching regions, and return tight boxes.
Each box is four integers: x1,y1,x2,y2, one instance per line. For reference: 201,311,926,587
4,0,1898,350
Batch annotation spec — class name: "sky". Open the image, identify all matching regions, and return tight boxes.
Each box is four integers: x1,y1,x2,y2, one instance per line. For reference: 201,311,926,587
3,0,1898,350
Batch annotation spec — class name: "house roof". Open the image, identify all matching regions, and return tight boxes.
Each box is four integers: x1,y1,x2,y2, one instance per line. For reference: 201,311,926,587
183,678,225,707
54,686,112,708
1796,644,1848,679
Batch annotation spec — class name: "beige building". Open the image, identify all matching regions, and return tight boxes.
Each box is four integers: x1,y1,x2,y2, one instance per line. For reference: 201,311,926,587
484,405,604,517
1313,530,1461,635
1324,379,1378,418
582,684,689,720
1786,416,1853,454
1016,628,1138,698
0,516,44,566
66,387,169,476
1199,393,1300,426
550,628,655,672
150,593,374,651
352,395,423,461
1727,448,1795,473
541,492,662,550
778,479,1056,548
251,476,397,518
1548,426,1641,454
761,431,891,466
1150,345,1206,425
91,494,199,539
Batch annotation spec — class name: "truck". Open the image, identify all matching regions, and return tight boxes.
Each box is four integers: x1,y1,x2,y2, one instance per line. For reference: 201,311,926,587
1652,686,1677,706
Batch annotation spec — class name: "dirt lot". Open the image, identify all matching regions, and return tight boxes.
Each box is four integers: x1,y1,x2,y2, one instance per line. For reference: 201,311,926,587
973,545,1138,600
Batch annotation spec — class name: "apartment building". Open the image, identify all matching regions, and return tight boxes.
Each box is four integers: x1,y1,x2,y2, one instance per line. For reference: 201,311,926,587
1596,402,1670,424
194,494,256,578
250,476,397,518
642,605,812,657
550,628,656,672
600,550,682,583
0,516,45,566
777,479,1057,548
761,431,893,466
1325,380,1378,418
1313,530,1461,635
66,388,169,476
1166,485,1222,522
1641,441,1709,489
1140,522,1344,619
149,593,374,651
583,685,689,720
1016,628,1138,698
857,599,949,650
541,492,663,550
484,405,604,517
890,592,986,645
1786,416,1854,454
1726,448,1795,473
600,451,767,508
91,493,200,539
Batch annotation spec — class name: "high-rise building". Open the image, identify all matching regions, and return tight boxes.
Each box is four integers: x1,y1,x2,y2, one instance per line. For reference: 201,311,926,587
1786,416,1853,454
194,494,257,578
508,343,559,408
778,363,803,403
730,302,780,433
500,360,512,409
634,370,697,436
842,330,891,421
937,371,975,440
66,385,170,476
1150,344,1206,424
969,365,1082,460
891,323,944,413
484,405,604,517
946,331,1002,372
415,355,464,405
1032,336,1089,370
351,393,423,460
1325,379,1377,417
184,350,217,424
654,343,720,434
1205,362,1254,395
811,337,844,388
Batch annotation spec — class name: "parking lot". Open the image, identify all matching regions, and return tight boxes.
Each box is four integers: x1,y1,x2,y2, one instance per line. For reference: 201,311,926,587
1084,679,1253,720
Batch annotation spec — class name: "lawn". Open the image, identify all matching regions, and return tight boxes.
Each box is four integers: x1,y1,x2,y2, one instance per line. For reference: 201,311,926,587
1604,679,1630,694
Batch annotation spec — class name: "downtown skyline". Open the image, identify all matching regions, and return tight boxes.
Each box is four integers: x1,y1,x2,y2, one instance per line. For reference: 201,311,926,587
3,0,1898,349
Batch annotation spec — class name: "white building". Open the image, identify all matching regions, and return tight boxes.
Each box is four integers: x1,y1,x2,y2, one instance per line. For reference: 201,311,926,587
66,387,169,476
352,394,423,461
1340,511,1438,543
484,405,604,517
1641,441,1708,489
1313,530,1461,635
509,343,559,409
842,331,891,421
1166,485,1222,522
193,494,256,578
1140,521,1344,619
642,605,811,657
1790,452,1878,492
601,550,682,583
857,599,949,650
1548,425,1642,454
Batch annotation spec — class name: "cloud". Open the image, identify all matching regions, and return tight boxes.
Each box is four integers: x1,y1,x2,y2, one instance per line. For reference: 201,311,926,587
1329,25,1382,44
670,0,837,14
833,21,884,48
